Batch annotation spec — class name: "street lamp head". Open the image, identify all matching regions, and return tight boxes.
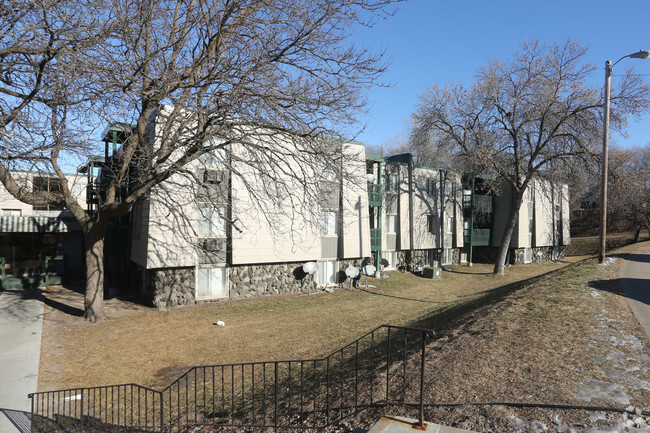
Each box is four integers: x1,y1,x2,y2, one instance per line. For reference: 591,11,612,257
629,50,650,59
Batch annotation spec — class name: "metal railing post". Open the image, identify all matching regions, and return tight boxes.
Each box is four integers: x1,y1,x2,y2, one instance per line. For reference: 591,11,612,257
274,362,279,432
419,330,426,428
29,394,34,433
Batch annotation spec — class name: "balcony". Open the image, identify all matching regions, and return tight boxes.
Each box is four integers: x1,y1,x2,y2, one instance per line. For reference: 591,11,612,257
464,229,491,246
368,183,382,207
472,195,493,213
370,228,381,251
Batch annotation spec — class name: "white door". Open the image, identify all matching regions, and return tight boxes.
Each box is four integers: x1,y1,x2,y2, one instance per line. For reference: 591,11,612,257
197,266,228,299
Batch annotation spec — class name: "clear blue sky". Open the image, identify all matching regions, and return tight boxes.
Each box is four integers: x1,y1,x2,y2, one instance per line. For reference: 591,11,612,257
353,0,650,150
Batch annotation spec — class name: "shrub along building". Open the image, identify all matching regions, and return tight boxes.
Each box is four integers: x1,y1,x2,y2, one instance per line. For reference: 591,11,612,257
0,119,570,305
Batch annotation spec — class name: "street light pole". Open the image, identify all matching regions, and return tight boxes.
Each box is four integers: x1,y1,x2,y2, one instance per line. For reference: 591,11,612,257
599,50,650,264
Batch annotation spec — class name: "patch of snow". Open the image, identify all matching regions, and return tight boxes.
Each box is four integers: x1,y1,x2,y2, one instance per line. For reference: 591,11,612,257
597,257,618,267
575,379,630,405
510,416,548,433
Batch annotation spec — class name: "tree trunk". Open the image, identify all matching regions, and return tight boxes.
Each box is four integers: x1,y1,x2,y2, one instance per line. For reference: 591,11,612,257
493,189,524,276
83,223,107,322
633,227,641,243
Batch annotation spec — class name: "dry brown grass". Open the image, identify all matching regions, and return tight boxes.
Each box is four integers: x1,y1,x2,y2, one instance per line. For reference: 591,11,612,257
38,259,576,392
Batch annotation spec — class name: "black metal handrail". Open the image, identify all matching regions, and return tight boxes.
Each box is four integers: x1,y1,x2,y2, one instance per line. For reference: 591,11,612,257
29,324,434,432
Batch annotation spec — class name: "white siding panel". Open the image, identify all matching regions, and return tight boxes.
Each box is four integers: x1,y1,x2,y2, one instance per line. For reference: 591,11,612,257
230,141,320,265
341,143,371,258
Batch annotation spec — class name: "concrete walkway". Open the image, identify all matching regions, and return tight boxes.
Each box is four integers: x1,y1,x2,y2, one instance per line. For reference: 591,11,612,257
620,248,650,339
0,287,45,433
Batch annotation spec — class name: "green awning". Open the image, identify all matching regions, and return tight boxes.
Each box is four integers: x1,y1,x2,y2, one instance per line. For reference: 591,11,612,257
0,216,69,233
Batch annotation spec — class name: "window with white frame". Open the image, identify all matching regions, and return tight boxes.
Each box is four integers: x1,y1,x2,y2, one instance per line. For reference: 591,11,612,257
386,214,397,233
198,206,227,237
196,265,228,299
317,259,337,286
385,251,397,270
2,209,21,216
321,211,337,235
524,247,532,263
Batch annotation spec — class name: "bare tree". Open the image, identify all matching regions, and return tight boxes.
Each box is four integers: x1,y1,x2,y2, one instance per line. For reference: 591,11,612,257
608,145,650,241
411,40,650,275
0,0,400,321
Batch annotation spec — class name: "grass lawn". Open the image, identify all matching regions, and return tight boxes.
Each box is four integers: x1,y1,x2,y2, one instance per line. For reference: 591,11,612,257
39,258,579,391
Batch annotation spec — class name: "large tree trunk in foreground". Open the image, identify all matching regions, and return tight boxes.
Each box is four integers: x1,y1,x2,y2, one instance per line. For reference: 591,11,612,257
493,189,524,276
83,224,107,322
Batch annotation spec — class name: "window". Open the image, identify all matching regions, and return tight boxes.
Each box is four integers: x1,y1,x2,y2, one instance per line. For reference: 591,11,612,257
426,250,436,267
427,214,437,234
33,176,63,211
384,251,397,270
426,179,435,197
317,260,337,286
200,144,228,168
441,248,452,265
321,211,337,235
196,265,228,299
72,183,85,199
198,206,226,237
386,173,398,192
2,209,21,216
386,214,397,233
524,247,532,264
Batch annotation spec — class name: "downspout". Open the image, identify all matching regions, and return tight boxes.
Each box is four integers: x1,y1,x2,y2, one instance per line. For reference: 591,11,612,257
468,177,475,266
377,160,383,269
439,170,445,257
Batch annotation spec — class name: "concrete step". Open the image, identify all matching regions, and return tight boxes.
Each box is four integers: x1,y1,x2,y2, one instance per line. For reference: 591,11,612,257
369,416,476,433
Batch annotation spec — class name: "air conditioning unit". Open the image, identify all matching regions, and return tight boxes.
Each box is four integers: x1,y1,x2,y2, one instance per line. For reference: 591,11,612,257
203,169,224,184
201,238,225,252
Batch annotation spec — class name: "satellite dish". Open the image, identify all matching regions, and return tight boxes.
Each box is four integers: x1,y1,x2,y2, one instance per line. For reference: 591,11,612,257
363,265,376,276
303,262,318,275
345,267,360,279
366,173,376,183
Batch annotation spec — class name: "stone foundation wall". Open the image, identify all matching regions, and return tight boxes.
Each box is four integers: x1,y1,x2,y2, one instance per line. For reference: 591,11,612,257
229,262,315,298
511,246,565,264
141,257,368,309
396,249,460,268
148,267,195,309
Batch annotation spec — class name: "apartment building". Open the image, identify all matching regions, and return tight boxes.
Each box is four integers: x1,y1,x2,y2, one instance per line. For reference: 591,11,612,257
0,171,86,288
0,116,569,303
366,153,570,269
126,112,371,308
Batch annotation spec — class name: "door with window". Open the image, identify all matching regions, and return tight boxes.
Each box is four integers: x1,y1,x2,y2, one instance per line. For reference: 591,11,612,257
317,260,337,286
196,265,228,299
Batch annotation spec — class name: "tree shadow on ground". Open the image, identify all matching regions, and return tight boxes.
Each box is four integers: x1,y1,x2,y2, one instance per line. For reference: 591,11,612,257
589,278,649,308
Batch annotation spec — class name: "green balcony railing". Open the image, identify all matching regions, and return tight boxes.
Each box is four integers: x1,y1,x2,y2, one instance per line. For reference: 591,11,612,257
472,195,493,213
370,228,382,251
368,183,382,206
466,229,491,246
